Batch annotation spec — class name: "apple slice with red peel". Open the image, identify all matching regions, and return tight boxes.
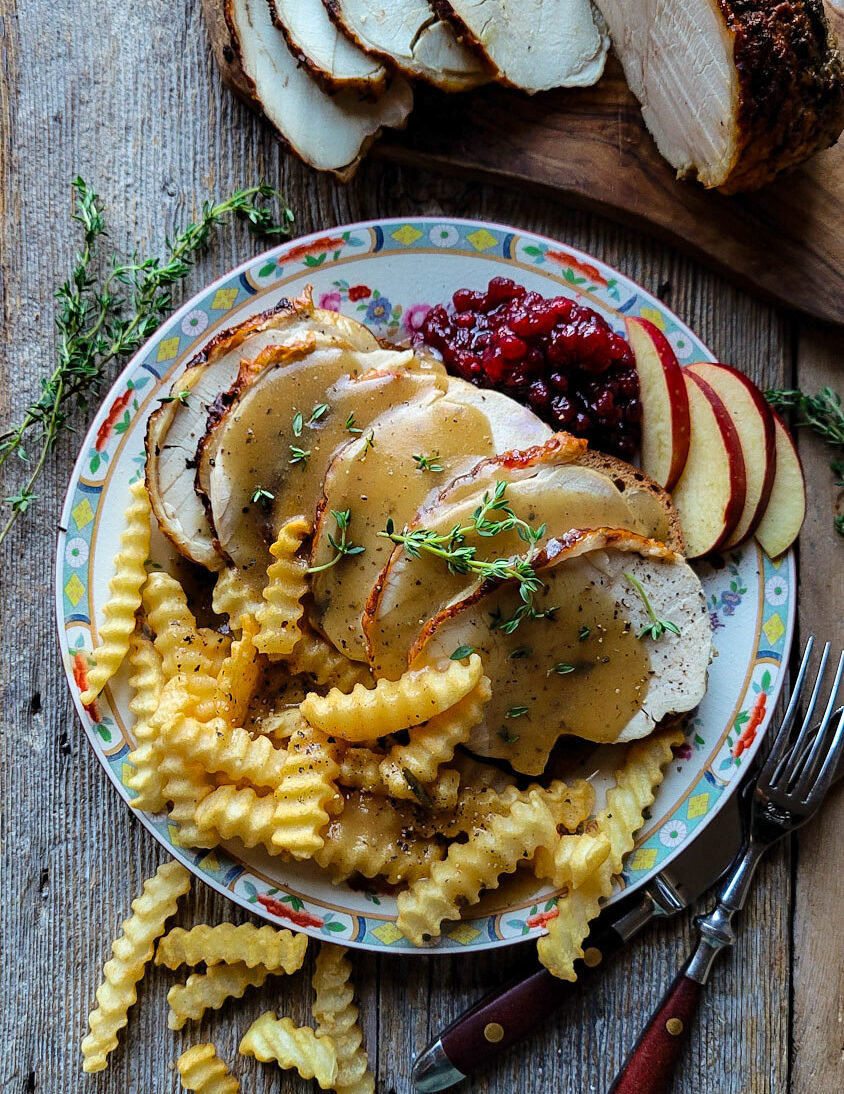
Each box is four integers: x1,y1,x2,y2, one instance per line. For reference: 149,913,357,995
686,362,776,546
754,410,806,557
626,316,690,491
671,371,747,558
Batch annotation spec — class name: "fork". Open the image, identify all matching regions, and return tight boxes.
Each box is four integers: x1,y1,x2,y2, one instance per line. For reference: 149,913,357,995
609,636,844,1094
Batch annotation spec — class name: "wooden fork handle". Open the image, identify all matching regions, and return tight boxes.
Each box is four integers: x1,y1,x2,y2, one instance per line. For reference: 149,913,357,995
608,965,704,1094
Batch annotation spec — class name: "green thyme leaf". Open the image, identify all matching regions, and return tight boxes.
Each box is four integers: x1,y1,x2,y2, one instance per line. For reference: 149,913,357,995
450,645,476,660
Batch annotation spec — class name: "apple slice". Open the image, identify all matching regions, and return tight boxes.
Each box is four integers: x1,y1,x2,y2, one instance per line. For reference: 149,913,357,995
671,371,747,557
626,316,690,490
754,410,806,557
686,362,776,546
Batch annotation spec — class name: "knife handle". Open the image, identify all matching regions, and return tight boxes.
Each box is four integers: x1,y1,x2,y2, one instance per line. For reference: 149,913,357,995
608,963,703,1094
436,919,627,1079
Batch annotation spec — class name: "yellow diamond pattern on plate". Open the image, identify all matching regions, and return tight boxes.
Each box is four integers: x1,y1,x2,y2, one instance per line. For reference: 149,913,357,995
156,336,181,362
763,613,785,647
71,498,94,529
466,228,497,252
687,793,710,820
199,851,220,872
211,288,238,311
639,307,666,330
65,574,85,606
391,225,423,246
447,923,481,946
371,922,404,946
629,848,658,873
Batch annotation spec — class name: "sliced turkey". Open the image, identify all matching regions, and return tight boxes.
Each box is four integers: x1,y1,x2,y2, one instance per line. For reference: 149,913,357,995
323,0,493,90
145,293,379,570
436,0,609,92
595,0,844,192
269,0,388,95
411,529,711,773
225,0,413,179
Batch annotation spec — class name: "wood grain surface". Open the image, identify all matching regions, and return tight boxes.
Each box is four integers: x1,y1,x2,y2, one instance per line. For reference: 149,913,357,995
0,3,841,1093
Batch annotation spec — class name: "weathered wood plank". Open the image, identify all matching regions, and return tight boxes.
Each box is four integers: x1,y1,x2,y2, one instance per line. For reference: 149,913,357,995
792,323,844,1094
0,2,830,1093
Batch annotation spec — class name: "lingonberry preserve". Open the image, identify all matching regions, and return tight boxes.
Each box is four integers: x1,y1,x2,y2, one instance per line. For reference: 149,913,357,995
417,277,641,459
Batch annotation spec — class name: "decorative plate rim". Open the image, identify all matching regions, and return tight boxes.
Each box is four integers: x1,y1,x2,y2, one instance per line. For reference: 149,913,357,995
55,216,796,953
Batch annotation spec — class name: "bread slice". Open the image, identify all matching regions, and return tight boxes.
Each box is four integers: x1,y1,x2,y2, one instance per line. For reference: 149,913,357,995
576,450,685,554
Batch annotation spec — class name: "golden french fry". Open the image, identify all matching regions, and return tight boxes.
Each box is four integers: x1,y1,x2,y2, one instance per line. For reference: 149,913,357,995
198,628,232,676
124,633,166,813
177,1043,240,1094
195,785,287,855
239,1012,338,1090
312,944,375,1094
272,727,342,858
537,727,682,981
212,566,263,631
155,923,308,972
158,750,218,849
396,790,557,945
216,615,261,726
160,709,287,789
301,654,483,741
287,624,375,692
81,860,190,1072
254,516,311,657
81,478,151,703
257,707,307,745
315,791,444,886
143,571,211,679
438,779,594,838
533,832,611,890
339,747,460,809
378,677,491,793
168,963,272,1030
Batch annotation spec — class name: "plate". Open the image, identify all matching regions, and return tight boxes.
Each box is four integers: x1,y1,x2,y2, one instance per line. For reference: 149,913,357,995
56,217,795,952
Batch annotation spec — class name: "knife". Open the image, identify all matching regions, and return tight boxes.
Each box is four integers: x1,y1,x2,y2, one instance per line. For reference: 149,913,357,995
412,720,843,1093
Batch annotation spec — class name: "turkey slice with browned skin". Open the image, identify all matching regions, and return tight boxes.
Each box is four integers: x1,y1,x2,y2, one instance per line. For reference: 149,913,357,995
226,0,413,180
145,291,379,570
594,0,844,192
435,0,609,92
309,391,499,661
410,528,710,773
323,0,493,90
269,0,388,95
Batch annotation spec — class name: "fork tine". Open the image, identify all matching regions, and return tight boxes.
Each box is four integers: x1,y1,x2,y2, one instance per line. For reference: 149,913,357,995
793,651,844,799
807,706,844,805
760,636,815,784
781,642,832,789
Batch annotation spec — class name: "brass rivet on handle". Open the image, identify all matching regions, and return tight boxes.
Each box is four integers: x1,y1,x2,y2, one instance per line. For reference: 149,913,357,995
484,1022,504,1043
583,947,603,967
665,1018,683,1036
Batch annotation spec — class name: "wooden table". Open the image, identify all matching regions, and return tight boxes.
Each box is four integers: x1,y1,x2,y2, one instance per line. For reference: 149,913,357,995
1,3,841,1091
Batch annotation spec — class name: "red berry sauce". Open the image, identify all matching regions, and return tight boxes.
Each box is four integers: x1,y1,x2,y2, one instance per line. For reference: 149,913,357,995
416,277,640,459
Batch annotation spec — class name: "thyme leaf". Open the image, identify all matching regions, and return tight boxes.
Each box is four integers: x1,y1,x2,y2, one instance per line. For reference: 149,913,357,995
625,571,681,641
306,508,365,573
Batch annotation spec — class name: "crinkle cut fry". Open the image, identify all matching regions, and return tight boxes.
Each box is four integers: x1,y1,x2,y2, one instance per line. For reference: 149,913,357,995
438,778,594,838
312,944,375,1094
537,727,682,981
155,923,308,972
216,615,261,725
212,565,263,632
143,570,212,679
533,832,611,890
339,746,459,809
300,653,483,741
254,516,311,658
287,623,374,692
239,1012,338,1090
124,633,167,813
80,477,151,703
271,727,341,858
161,708,287,789
81,860,191,1072
168,963,272,1029
396,790,558,945
195,785,287,854
177,1043,240,1094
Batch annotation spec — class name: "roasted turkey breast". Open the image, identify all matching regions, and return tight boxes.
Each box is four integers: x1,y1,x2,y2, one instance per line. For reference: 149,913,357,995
596,0,844,192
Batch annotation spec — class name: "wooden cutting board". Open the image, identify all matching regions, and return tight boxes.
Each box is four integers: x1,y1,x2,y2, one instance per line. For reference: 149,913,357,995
377,53,844,326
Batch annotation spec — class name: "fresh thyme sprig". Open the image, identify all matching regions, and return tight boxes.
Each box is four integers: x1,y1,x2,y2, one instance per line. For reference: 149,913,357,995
766,385,843,537
307,509,365,573
624,571,681,641
0,178,293,546
379,481,548,633
413,452,444,472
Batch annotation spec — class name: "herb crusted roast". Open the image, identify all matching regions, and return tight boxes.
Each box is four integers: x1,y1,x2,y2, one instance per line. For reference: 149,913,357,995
595,0,844,192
